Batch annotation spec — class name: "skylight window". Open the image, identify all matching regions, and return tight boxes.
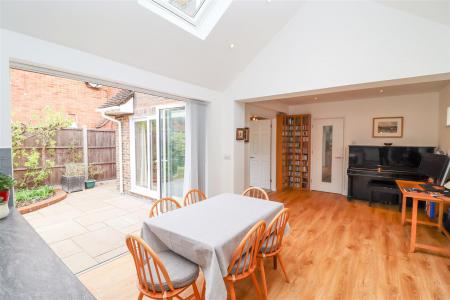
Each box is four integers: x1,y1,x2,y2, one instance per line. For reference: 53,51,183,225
157,0,207,19
137,0,231,40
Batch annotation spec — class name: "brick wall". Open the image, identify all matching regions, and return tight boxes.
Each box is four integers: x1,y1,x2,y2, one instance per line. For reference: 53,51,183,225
11,68,122,129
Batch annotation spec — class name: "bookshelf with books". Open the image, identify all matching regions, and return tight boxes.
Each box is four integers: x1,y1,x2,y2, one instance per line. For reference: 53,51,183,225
276,114,311,191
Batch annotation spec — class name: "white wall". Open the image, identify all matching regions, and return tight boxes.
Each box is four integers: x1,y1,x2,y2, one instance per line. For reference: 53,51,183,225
288,93,440,194
0,29,230,196
439,84,450,154
227,0,450,101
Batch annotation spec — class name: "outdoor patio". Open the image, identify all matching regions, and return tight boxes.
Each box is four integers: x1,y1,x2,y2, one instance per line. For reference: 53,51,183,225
22,181,151,274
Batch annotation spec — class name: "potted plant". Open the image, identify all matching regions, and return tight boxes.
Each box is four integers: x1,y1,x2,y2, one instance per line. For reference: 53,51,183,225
61,163,85,193
0,173,15,219
85,164,102,189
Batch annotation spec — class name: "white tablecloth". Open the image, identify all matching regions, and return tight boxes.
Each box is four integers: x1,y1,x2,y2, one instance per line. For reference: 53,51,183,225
141,193,286,300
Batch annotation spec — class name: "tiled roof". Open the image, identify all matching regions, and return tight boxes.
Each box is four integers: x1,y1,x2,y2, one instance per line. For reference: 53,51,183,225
99,90,134,109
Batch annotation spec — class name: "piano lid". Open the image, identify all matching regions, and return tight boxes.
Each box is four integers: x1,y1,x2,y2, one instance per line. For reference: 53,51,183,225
348,145,435,172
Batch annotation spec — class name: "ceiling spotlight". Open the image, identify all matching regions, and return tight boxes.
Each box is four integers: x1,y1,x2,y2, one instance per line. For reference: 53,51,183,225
314,96,318,100
229,43,235,49
379,89,384,93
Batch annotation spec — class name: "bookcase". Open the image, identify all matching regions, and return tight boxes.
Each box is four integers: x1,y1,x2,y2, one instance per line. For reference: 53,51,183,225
276,114,311,191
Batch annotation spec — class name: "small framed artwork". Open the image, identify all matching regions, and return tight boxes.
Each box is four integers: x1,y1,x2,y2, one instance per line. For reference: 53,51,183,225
373,117,404,138
244,127,250,143
236,128,245,140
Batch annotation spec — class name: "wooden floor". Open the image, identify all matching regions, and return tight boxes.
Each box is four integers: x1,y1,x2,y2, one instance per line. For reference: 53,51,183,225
79,191,450,299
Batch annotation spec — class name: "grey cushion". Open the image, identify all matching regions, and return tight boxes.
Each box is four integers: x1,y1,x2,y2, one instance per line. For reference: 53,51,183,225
144,250,199,292
260,233,279,254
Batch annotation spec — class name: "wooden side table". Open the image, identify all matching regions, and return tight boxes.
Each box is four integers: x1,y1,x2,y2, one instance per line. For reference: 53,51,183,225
396,180,450,256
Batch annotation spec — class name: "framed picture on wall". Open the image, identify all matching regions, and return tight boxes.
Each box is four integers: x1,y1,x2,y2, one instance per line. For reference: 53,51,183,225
373,117,404,138
236,128,245,140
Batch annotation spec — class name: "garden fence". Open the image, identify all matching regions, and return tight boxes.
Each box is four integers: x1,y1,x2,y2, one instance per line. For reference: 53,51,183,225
14,128,116,186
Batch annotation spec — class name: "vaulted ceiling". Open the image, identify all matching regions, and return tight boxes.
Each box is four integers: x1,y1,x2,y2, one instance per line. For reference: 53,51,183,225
1,0,448,93
0,0,303,91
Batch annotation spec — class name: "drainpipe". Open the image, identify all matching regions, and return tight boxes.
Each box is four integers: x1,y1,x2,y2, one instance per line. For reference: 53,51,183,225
101,112,124,194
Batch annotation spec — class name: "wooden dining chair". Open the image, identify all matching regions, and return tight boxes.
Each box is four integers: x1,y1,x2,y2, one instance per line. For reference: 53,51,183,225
224,220,266,300
242,187,269,201
257,208,290,299
183,189,207,206
126,235,201,300
149,197,181,218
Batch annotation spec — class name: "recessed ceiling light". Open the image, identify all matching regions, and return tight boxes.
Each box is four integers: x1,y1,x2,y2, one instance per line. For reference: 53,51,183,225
267,0,272,2
314,96,318,100
379,89,384,93
229,43,235,49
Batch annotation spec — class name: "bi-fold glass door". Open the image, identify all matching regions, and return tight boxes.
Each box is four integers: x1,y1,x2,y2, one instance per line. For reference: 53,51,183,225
159,106,185,200
132,118,159,198
131,104,185,199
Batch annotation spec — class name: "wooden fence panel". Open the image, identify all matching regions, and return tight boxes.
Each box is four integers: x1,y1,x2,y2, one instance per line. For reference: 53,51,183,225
87,129,116,181
13,128,116,186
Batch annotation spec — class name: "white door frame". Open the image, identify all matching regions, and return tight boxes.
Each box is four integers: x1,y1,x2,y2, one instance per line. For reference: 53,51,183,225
311,117,345,194
130,116,160,199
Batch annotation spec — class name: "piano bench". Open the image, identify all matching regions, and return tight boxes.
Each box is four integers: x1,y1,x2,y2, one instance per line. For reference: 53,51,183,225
367,181,402,210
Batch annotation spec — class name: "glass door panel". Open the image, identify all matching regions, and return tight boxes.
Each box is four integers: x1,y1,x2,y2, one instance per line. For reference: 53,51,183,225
322,125,333,183
160,106,185,199
132,118,158,197
134,121,149,188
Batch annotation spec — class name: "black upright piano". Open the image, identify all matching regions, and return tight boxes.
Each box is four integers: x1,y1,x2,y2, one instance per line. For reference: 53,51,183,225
347,145,434,201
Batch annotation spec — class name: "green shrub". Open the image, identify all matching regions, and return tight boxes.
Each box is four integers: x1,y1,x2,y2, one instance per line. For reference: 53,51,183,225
0,173,15,191
15,185,55,202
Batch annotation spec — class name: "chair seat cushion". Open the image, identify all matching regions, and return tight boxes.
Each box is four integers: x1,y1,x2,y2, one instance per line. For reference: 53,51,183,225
145,250,199,292
260,233,279,254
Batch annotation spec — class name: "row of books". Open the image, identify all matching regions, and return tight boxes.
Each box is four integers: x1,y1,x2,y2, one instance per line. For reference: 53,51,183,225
287,171,309,177
283,118,310,126
283,154,309,161
288,164,308,171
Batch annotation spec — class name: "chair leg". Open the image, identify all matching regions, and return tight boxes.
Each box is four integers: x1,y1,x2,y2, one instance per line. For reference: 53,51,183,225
137,292,144,300
226,281,236,300
277,254,290,283
192,282,201,300
251,273,263,300
273,256,277,270
259,258,268,300
201,279,206,300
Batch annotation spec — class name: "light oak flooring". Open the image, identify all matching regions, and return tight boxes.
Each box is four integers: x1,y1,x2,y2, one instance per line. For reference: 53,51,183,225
79,190,450,299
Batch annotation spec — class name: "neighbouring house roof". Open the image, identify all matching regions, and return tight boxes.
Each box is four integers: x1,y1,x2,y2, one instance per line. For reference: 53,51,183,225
95,119,111,129
99,89,134,109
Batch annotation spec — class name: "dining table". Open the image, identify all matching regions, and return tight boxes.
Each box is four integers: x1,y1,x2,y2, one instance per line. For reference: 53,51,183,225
141,193,287,300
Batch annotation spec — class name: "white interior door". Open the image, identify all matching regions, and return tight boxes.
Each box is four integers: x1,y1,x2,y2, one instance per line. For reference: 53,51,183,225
249,119,271,189
312,118,344,194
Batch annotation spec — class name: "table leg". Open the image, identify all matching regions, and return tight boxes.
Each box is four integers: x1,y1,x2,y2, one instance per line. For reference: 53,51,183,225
438,201,444,232
409,198,418,253
401,196,407,225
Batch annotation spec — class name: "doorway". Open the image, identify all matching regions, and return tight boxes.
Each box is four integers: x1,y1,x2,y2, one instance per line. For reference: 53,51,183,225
249,119,272,190
130,103,185,200
311,118,344,194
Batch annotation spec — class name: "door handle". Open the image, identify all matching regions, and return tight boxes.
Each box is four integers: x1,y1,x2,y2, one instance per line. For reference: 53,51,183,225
335,156,343,159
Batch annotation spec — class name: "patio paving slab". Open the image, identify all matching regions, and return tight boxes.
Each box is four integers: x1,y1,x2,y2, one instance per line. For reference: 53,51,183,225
63,252,98,274
72,227,125,258
23,181,152,274
50,239,83,258
36,220,88,244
